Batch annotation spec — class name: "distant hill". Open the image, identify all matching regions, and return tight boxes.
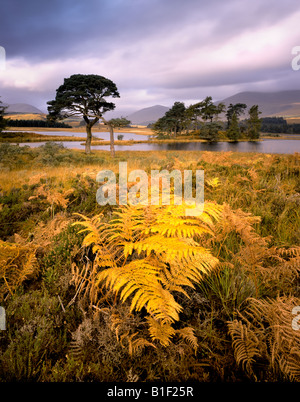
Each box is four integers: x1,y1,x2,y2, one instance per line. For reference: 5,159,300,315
127,105,170,126
4,103,44,115
218,90,300,119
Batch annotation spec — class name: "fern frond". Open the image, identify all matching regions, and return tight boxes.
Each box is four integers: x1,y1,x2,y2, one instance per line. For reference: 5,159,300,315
146,316,176,347
216,204,264,246
227,319,260,376
70,262,102,306
279,349,300,381
72,213,107,247
97,258,182,324
69,318,93,361
176,326,198,351
125,333,156,356
110,204,152,242
230,296,300,381
0,240,39,300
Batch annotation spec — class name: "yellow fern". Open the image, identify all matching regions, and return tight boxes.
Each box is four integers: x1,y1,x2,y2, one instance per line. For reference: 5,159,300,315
146,316,176,347
0,240,38,300
98,257,182,324
206,177,221,188
73,201,222,350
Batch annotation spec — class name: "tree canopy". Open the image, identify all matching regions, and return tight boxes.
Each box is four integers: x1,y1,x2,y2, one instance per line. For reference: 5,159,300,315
225,103,247,128
226,111,240,141
108,117,131,128
246,105,262,139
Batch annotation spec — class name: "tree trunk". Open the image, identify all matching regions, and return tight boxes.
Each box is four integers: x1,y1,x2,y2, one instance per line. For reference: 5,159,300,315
85,124,92,154
108,123,115,157
99,116,115,158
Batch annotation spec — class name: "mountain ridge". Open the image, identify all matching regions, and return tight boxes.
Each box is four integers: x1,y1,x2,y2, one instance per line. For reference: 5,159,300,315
126,105,170,126
218,90,300,118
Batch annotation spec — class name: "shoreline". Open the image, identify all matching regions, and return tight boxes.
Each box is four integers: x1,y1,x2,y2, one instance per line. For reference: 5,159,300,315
1,129,300,145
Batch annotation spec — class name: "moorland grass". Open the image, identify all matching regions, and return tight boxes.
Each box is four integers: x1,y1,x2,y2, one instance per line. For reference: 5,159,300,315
0,143,299,382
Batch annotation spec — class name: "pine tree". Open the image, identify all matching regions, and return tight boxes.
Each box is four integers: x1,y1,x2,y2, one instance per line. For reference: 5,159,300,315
247,105,262,139
47,74,120,155
226,111,240,141
199,121,222,141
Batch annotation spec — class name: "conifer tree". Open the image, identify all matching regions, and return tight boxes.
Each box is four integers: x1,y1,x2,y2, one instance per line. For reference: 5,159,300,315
226,111,240,141
47,74,120,155
247,105,262,139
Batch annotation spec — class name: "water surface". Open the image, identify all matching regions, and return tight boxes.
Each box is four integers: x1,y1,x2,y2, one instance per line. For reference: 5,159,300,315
18,139,300,154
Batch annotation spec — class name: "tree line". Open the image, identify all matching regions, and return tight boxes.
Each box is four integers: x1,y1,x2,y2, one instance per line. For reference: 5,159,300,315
6,119,72,128
260,117,300,134
152,97,262,141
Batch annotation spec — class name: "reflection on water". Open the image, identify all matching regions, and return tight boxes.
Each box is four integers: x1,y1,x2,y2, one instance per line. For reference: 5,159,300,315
24,131,150,141
18,139,300,154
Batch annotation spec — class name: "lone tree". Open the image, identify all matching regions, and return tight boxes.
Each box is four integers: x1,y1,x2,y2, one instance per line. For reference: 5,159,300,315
47,74,120,155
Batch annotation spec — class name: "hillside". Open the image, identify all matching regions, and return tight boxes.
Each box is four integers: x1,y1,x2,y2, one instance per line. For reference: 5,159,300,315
218,90,300,119
127,105,170,126
4,103,44,115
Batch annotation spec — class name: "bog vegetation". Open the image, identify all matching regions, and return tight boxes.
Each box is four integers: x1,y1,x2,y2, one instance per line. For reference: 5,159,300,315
0,142,299,382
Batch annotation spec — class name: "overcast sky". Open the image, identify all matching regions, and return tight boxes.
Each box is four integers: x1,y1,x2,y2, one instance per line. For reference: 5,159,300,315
1,0,300,115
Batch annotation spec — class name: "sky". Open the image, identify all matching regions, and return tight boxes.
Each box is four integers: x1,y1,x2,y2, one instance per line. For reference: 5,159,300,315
1,0,300,116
